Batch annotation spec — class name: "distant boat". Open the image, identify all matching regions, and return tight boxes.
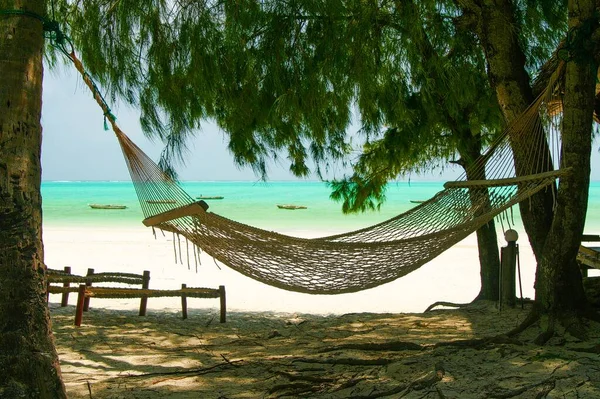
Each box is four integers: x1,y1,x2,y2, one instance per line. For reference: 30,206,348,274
277,204,307,210
89,204,127,210
146,199,177,204
410,200,425,204
196,196,224,200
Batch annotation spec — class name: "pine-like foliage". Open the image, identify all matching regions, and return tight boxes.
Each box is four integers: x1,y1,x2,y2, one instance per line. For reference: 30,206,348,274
51,0,565,211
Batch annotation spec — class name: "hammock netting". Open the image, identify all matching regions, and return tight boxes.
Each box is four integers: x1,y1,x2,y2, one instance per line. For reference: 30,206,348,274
71,52,568,294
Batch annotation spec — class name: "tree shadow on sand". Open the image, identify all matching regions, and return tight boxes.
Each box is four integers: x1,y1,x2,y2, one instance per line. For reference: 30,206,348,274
50,302,600,398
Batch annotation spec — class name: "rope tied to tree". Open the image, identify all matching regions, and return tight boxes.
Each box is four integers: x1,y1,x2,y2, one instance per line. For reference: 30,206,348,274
0,7,116,130
0,8,72,55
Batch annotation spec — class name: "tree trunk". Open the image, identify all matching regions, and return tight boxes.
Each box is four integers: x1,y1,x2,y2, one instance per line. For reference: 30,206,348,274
535,0,597,316
472,213,500,300
463,0,556,262
406,0,502,301
457,132,500,301
0,0,67,397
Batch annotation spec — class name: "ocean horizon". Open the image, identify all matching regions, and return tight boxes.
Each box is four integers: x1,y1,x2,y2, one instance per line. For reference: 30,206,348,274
41,180,600,235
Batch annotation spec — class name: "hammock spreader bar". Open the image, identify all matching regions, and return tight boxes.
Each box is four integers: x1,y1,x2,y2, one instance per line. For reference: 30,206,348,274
143,201,209,227
444,169,570,189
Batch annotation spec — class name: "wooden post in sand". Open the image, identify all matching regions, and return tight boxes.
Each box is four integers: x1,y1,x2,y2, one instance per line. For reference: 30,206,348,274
500,230,518,310
219,285,226,323
181,283,188,320
74,284,86,326
61,266,71,307
83,268,94,311
139,270,150,316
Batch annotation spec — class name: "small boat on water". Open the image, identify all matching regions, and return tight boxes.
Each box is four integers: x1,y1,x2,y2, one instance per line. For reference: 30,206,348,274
89,204,127,210
197,196,224,200
410,200,425,204
146,199,177,204
277,204,308,210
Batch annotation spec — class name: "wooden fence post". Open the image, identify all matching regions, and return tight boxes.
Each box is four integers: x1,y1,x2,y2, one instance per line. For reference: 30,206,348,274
61,266,72,307
74,284,86,326
181,283,188,320
83,268,94,311
45,269,51,303
219,285,226,323
139,270,150,316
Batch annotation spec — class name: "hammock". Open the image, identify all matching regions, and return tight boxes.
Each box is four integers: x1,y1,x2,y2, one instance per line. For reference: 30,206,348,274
70,52,567,294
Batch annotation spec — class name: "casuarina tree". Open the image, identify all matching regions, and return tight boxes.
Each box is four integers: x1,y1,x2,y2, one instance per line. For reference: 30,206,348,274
0,0,67,396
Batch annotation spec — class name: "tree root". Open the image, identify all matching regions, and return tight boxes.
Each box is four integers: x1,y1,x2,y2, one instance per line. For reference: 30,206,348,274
128,358,244,378
583,307,600,322
268,370,370,397
425,301,471,312
485,376,559,398
508,306,597,345
427,298,599,347
533,328,555,345
572,343,600,353
320,335,523,356
433,334,523,349
506,308,541,338
274,370,336,383
319,341,423,353
562,313,588,341
351,363,445,399
329,373,365,393
291,357,394,366
267,381,320,397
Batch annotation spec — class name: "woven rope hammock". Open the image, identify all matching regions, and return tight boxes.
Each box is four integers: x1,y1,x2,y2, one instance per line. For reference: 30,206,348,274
70,52,568,294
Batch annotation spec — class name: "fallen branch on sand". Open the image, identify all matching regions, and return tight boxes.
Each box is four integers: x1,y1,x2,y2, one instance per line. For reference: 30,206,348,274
127,358,244,378
319,341,423,353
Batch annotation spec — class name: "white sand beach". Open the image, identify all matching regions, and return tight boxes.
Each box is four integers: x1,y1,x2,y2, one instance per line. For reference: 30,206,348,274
43,225,539,315
44,225,600,398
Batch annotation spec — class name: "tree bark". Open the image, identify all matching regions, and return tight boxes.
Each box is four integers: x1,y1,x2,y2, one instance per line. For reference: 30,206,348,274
461,0,556,262
457,0,599,326
457,131,500,301
535,0,597,314
0,0,67,397
472,203,500,300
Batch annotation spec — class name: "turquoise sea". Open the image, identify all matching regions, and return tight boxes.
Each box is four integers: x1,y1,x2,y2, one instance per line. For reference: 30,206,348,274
41,180,600,234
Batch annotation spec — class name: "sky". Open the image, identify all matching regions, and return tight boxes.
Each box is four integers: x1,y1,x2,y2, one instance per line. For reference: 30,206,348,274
40,66,600,182
42,67,394,182
41,68,306,182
